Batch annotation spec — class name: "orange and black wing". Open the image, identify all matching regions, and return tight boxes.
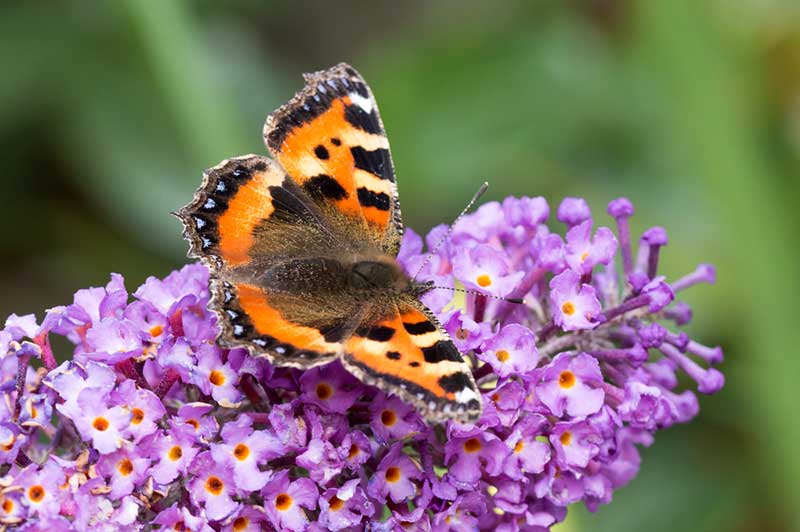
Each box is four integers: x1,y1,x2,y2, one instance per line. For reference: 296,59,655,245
177,155,351,365
343,299,482,422
177,155,340,270
204,280,353,367
263,63,402,255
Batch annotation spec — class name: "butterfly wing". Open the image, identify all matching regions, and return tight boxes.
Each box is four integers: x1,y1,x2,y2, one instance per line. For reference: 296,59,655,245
178,155,329,269
343,297,482,422
177,155,355,366
263,63,403,255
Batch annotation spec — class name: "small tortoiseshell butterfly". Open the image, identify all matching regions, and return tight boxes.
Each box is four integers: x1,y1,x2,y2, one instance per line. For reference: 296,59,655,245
178,63,482,423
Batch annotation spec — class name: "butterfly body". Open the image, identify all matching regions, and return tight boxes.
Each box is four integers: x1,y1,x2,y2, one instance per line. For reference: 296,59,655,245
178,63,482,423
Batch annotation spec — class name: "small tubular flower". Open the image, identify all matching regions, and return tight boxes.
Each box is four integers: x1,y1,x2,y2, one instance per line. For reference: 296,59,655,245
0,196,721,530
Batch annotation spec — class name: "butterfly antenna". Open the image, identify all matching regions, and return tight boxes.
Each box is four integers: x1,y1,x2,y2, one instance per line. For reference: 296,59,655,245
429,285,526,305
412,182,489,281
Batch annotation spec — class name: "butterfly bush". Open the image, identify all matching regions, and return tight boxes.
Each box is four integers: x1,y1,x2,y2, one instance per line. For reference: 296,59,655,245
0,196,722,531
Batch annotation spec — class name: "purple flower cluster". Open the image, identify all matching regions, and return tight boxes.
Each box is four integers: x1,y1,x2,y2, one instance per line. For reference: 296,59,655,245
0,196,722,531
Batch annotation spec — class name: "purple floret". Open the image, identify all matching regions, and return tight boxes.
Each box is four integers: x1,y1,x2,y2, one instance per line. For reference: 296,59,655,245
0,196,722,530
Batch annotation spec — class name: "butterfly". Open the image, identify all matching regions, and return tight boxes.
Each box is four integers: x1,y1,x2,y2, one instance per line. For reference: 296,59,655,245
177,63,482,423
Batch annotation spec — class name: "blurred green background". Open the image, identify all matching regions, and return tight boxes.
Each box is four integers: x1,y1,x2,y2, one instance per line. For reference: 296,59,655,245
1,1,798,530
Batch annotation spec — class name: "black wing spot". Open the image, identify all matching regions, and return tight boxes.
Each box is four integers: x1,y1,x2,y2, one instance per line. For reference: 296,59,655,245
422,341,462,363
351,81,369,98
386,351,402,360
357,188,390,211
268,185,315,223
330,137,342,146
403,320,436,335
368,326,395,342
314,145,330,160
351,146,394,182
304,175,348,201
355,325,395,342
438,372,474,393
409,361,420,367
319,323,347,343
344,104,381,135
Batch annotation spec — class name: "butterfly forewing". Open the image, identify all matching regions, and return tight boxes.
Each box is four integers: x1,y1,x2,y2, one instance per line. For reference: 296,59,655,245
263,63,403,255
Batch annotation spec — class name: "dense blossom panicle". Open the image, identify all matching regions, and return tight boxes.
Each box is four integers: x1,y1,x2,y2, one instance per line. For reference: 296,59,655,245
0,195,722,530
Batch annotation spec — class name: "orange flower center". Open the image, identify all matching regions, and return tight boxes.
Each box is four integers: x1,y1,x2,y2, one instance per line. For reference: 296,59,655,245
186,419,199,430
275,493,293,511
28,485,45,503
514,440,524,453
348,444,360,459
1,435,16,452
233,443,250,461
209,370,226,386
149,324,164,337
329,495,345,511
560,431,572,446
205,476,224,495
455,327,469,341
385,466,401,483
168,445,183,461
476,274,492,287
381,409,397,427
558,370,576,389
92,417,109,431
131,407,145,425
495,350,510,363
232,517,249,531
117,458,134,476
580,251,589,262
315,382,333,400
463,437,482,453
561,301,575,316
2,498,13,513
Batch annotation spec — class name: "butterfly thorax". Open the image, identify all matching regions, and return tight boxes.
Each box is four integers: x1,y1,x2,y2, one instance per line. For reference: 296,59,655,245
350,259,406,292
348,255,432,298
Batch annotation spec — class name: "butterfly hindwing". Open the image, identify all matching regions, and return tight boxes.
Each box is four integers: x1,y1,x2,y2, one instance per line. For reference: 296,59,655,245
263,63,403,255
207,280,347,367
343,298,482,422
